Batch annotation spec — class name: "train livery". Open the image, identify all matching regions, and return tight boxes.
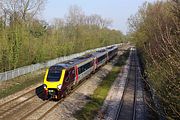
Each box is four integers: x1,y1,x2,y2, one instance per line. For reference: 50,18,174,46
43,46,118,99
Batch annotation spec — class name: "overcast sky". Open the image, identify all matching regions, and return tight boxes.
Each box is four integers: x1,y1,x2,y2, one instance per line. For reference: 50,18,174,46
43,0,156,34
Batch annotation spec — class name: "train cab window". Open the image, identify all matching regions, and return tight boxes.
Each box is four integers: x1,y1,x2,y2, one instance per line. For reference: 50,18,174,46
47,66,63,82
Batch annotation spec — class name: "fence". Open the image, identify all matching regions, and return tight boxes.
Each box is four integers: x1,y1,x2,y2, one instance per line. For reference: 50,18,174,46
0,44,121,81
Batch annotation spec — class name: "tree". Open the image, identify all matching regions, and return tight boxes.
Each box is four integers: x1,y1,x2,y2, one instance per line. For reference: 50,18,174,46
0,0,46,21
128,1,180,119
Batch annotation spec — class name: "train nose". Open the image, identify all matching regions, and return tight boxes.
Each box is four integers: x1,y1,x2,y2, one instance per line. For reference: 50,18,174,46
47,89,59,99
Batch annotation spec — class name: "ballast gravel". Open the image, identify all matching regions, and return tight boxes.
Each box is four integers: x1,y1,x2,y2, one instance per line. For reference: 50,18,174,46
95,52,131,120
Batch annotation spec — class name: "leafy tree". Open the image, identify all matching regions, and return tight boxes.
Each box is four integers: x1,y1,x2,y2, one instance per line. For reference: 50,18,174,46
0,4,123,72
128,1,180,119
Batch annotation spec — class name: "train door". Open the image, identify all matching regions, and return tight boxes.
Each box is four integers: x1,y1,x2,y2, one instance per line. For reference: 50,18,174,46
107,52,109,62
74,65,79,84
63,68,75,91
93,57,97,72
69,67,75,82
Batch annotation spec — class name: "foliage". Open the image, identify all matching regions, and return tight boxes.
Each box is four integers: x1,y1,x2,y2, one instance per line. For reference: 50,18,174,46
128,1,180,119
0,3,124,72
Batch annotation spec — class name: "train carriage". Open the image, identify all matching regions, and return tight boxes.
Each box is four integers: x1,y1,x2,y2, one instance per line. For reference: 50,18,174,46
43,54,94,99
106,46,118,61
43,45,118,100
92,49,107,69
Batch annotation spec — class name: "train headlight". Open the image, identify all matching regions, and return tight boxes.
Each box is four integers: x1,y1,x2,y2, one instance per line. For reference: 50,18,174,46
57,84,62,90
43,84,47,89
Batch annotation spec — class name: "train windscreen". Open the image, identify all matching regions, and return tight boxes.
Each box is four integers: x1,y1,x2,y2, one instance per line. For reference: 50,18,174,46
47,66,63,82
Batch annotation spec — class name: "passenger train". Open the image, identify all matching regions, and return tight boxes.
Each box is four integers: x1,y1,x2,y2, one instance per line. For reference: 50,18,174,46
43,45,118,99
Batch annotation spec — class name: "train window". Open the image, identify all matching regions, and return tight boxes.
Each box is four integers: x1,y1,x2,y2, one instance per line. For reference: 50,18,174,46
78,67,82,74
98,54,106,62
78,61,93,74
47,66,63,82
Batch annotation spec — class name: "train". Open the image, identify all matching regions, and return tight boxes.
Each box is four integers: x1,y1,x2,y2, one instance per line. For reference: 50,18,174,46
43,45,118,100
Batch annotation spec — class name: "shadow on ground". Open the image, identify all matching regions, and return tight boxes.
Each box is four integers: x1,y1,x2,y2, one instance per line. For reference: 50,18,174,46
35,84,46,100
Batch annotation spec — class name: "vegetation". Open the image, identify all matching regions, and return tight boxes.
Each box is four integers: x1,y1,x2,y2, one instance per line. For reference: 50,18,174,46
0,70,45,99
74,51,129,120
0,1,124,72
128,1,180,119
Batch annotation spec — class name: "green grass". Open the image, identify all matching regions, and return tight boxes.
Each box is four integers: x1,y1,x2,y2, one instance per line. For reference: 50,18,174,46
74,51,129,120
0,71,45,99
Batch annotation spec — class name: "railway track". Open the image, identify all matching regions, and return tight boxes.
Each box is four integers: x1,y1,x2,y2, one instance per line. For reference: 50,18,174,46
35,53,120,120
0,89,34,108
0,88,43,118
18,53,120,120
38,74,93,120
115,49,137,120
16,72,94,120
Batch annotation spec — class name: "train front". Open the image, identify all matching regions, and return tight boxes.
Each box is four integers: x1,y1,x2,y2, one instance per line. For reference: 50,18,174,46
43,65,65,99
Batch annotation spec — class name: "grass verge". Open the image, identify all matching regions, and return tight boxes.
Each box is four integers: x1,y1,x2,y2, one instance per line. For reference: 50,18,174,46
73,50,129,120
0,70,45,99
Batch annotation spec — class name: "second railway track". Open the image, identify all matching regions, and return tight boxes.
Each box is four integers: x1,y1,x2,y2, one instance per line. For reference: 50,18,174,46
0,88,44,119
19,74,90,120
115,49,137,120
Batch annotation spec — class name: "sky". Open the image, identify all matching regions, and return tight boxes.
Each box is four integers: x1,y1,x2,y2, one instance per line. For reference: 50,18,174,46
43,0,156,34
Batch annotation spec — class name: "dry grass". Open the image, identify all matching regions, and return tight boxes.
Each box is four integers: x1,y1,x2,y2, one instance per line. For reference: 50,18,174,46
0,69,46,99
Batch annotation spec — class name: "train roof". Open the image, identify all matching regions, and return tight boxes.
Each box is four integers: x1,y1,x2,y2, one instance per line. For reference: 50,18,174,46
106,45,118,52
96,49,106,52
107,45,118,49
91,49,107,57
107,46,115,49
49,45,118,69
52,53,94,69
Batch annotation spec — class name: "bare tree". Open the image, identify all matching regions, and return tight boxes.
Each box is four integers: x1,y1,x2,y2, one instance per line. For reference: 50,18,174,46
87,14,112,28
65,5,85,26
0,0,46,21
52,18,65,30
